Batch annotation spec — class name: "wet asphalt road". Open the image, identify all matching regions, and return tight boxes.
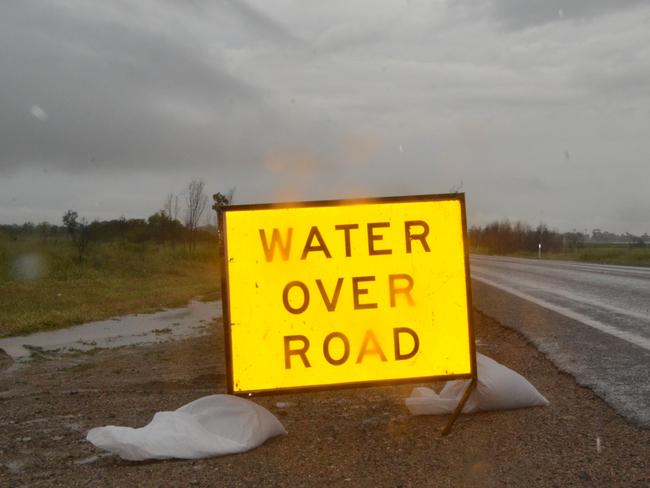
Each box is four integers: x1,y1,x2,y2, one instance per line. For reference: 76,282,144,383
470,255,650,428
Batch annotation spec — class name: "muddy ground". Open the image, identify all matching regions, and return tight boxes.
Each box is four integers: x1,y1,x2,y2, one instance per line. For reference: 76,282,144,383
1,311,648,487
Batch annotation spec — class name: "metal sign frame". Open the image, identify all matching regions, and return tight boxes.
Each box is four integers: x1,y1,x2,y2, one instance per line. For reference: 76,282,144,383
219,193,477,428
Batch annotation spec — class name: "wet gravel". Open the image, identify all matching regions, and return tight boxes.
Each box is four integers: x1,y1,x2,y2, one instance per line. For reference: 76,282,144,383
1,312,648,487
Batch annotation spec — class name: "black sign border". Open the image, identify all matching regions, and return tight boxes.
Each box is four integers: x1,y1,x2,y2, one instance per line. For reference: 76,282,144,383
219,193,477,396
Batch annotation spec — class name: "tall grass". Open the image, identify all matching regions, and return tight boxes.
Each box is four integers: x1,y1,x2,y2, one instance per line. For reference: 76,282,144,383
0,236,220,337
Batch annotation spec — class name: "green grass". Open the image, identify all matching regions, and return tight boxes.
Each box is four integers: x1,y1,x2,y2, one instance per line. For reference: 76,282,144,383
0,238,220,337
473,245,650,267
549,246,650,266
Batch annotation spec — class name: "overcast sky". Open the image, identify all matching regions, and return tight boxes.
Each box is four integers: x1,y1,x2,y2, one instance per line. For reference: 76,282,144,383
1,0,649,233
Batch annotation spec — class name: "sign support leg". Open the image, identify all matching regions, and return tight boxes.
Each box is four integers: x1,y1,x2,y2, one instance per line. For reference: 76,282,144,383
441,378,477,436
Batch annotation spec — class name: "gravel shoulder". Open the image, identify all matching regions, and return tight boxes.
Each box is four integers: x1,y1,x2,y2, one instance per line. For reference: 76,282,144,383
1,311,648,487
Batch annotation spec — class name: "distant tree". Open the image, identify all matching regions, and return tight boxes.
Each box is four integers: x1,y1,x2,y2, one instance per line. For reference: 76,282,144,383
163,193,180,222
116,216,128,243
563,230,586,252
148,210,182,245
536,223,549,250
62,210,91,262
36,221,51,242
62,210,79,240
184,180,208,251
147,211,167,244
469,219,568,255
20,222,36,236
75,218,91,262
162,193,181,246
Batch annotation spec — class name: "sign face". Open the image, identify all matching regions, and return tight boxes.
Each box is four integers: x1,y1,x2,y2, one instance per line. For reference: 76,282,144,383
220,194,476,395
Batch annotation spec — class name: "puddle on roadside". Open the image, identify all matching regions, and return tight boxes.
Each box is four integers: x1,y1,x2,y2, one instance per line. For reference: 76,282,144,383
0,300,221,361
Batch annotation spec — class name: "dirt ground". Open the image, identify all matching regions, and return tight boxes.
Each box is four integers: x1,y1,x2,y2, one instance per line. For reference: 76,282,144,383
1,311,648,487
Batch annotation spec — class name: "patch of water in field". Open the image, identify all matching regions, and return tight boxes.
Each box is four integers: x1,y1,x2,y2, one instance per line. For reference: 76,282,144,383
0,300,221,360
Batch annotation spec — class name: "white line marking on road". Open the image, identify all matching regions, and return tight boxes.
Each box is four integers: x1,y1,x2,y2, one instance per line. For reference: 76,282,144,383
471,266,650,324
471,255,650,278
472,275,650,352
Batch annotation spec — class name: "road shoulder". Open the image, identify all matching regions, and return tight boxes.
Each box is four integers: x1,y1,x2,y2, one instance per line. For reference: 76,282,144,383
1,312,648,487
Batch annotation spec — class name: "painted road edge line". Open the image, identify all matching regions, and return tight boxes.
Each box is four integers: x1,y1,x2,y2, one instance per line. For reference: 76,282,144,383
472,274,650,352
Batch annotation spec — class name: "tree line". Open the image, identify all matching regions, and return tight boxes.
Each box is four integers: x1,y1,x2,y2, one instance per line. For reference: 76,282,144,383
469,220,649,255
1,180,235,261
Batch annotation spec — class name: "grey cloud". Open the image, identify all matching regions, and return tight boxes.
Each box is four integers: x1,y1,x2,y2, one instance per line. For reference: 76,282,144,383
310,23,386,57
1,0,649,235
0,1,274,174
570,63,650,98
488,0,645,29
220,0,304,47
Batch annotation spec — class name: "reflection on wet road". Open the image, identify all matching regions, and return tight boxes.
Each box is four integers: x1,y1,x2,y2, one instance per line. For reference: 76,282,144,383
470,255,650,427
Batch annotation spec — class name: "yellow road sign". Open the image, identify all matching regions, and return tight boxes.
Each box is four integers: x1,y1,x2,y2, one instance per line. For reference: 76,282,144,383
220,194,476,395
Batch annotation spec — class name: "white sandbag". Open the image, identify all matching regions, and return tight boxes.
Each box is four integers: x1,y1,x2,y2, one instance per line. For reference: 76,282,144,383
86,394,287,461
406,353,549,415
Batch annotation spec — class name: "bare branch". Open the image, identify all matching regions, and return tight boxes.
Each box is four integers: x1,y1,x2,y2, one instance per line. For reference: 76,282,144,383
163,193,180,222
184,180,208,251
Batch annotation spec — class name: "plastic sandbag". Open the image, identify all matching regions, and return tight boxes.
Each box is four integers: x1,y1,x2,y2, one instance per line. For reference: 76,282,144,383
86,394,287,461
406,353,549,415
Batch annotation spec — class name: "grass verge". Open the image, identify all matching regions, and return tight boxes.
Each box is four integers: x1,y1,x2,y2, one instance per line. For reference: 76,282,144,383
476,246,650,267
0,239,220,337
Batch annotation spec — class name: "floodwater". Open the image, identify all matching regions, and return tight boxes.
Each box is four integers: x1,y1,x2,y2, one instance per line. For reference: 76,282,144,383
0,300,222,361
